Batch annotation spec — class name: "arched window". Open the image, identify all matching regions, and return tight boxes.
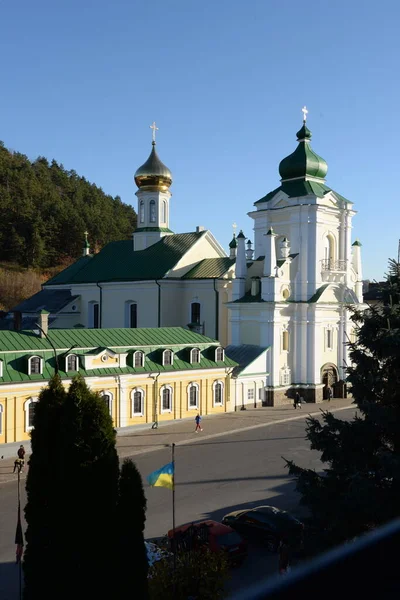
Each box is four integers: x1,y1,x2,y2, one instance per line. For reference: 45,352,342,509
282,330,289,352
215,347,224,361
89,301,100,329
162,200,167,223
323,233,335,269
29,356,42,375
140,200,145,223
0,404,3,434
100,391,113,416
24,397,38,431
163,350,173,366
191,302,201,325
161,386,172,413
131,388,144,416
190,348,200,364
150,199,156,223
66,354,79,372
187,383,199,409
134,351,144,368
130,303,137,328
213,381,224,406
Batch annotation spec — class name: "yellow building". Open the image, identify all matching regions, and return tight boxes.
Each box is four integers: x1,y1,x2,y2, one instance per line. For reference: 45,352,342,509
0,319,237,446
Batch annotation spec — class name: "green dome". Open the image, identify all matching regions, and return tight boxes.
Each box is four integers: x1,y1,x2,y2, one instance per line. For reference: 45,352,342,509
229,234,237,248
279,124,328,182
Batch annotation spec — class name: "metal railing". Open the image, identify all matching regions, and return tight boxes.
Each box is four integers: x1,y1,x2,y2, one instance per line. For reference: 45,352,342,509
231,518,400,599
321,259,347,272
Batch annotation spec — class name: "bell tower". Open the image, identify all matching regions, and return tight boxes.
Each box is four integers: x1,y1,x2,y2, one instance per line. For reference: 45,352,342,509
133,122,174,251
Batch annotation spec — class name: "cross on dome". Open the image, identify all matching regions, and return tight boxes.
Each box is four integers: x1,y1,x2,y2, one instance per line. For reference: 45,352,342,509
301,106,308,123
150,121,159,143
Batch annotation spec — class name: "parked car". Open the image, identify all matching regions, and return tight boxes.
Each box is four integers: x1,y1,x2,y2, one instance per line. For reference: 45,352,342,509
167,519,247,565
222,506,304,552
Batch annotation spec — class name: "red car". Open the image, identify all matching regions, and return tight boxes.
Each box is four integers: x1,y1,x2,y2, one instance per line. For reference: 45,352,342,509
168,519,247,565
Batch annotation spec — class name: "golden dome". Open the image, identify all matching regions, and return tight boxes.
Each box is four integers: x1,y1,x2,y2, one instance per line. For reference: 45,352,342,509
134,142,172,191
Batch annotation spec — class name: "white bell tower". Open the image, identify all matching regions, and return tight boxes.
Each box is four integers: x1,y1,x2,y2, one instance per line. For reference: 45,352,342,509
133,122,174,251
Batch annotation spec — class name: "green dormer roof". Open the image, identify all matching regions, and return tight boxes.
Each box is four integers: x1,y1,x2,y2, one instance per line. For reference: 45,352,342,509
279,123,328,182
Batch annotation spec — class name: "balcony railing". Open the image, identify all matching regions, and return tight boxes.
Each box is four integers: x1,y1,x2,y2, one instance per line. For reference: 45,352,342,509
321,259,347,272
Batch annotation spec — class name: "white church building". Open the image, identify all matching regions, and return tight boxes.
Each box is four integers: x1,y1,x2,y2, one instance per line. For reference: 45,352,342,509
11,112,364,405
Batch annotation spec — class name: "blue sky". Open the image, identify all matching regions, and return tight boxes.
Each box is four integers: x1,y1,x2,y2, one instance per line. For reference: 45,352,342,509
0,0,398,279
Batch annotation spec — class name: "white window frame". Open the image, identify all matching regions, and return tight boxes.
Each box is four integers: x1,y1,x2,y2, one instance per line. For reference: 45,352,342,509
162,200,167,224
326,327,333,350
131,388,144,417
280,368,291,386
24,397,38,432
162,349,174,366
190,348,201,364
187,382,199,410
100,390,113,416
28,356,43,375
213,380,224,406
215,347,224,362
133,351,144,368
0,359,3,378
247,388,255,401
0,403,3,434
140,200,145,223
149,199,156,223
160,385,173,413
66,354,79,372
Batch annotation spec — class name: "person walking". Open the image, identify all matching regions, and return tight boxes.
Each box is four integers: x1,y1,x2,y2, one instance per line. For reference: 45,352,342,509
327,387,333,402
294,392,300,409
194,413,203,433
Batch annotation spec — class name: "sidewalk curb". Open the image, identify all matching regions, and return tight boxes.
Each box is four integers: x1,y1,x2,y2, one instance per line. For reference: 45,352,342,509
0,404,355,485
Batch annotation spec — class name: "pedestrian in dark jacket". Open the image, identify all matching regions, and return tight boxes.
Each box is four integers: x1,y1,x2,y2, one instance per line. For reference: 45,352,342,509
194,414,203,433
294,392,301,409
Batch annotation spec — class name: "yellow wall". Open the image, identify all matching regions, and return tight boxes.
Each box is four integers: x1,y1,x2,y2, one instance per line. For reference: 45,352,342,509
0,369,231,445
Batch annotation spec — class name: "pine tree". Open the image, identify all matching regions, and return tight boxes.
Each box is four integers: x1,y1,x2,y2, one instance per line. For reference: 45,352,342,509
58,376,119,599
23,375,67,600
115,459,149,599
23,375,120,600
286,258,400,553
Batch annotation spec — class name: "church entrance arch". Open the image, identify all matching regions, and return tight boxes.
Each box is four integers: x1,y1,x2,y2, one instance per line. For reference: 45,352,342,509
321,363,339,399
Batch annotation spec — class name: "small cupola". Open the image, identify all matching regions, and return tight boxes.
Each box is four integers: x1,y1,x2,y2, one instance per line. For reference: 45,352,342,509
134,133,172,192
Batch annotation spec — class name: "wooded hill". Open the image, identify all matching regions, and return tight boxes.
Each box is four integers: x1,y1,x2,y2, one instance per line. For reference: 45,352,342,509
0,141,137,268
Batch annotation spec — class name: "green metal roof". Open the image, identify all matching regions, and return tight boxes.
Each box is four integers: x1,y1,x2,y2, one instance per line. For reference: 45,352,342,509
45,232,205,285
134,227,173,233
255,181,351,205
0,327,237,383
308,284,329,303
182,257,235,279
0,327,219,353
45,255,94,285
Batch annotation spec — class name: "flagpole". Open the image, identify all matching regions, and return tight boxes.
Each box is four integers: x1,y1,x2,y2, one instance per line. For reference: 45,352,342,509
172,443,176,590
17,467,22,600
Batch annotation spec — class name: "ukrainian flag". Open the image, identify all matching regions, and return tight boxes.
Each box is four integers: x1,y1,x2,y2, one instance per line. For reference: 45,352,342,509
147,462,174,490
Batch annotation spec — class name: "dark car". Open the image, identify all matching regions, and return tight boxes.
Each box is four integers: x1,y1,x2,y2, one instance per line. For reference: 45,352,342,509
222,506,304,552
168,520,247,565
